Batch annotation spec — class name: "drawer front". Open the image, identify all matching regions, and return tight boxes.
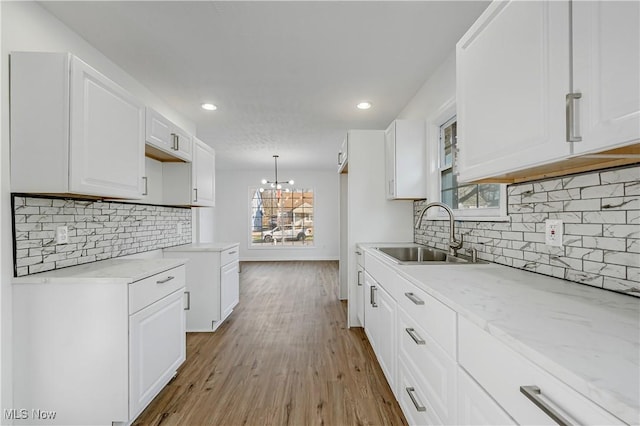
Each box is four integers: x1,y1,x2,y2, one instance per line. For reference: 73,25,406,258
397,275,456,358
458,317,624,425
220,246,239,266
398,357,444,426
398,306,457,424
129,265,186,314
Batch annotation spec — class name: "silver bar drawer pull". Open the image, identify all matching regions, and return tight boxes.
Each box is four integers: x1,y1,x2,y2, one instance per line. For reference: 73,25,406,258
184,291,191,310
228,251,237,255
404,292,425,305
520,386,573,426
156,276,175,284
406,387,426,412
357,270,363,286
370,286,378,307
405,328,426,345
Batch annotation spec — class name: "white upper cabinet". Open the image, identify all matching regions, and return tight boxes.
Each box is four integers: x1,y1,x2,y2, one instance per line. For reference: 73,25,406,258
163,138,215,207
384,120,426,199
145,107,193,162
456,0,639,183
10,52,145,199
192,139,216,206
572,0,640,155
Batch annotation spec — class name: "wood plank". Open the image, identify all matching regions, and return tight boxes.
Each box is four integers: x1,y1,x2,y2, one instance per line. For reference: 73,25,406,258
133,261,407,426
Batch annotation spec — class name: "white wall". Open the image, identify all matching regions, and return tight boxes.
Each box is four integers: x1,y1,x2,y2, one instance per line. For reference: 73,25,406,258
215,169,339,261
0,3,195,416
397,51,457,209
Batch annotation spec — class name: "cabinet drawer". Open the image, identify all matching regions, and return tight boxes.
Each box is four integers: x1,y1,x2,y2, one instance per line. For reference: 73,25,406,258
129,265,186,314
396,275,456,357
458,316,624,425
397,357,444,426
220,246,239,266
398,306,457,424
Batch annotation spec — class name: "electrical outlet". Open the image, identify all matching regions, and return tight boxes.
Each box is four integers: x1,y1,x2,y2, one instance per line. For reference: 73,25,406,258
177,222,183,235
545,219,563,247
56,225,69,244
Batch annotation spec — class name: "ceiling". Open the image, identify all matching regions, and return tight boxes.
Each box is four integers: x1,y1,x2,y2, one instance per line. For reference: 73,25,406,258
40,1,489,171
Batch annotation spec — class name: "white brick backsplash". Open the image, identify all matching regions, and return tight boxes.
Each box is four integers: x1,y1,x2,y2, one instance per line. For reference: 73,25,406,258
13,196,192,277
581,184,625,199
563,173,600,189
603,251,640,268
564,224,603,236
414,165,639,298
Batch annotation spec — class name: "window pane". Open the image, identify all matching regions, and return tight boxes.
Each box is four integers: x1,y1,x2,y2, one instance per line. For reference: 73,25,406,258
478,184,500,208
457,185,478,210
441,189,455,209
250,188,314,247
440,120,456,168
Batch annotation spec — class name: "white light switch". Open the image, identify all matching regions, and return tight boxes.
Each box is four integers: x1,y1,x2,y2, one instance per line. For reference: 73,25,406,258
545,219,563,247
56,225,69,244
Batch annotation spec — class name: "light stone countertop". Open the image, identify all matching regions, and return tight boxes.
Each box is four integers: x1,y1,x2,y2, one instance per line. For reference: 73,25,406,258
12,258,188,285
359,242,640,425
163,242,239,252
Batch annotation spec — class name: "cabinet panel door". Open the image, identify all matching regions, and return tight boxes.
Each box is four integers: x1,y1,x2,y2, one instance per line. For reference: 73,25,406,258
374,284,396,392
220,261,239,320
384,122,396,199
69,56,144,198
193,140,216,206
173,127,194,161
129,289,186,420
355,264,365,326
572,1,640,154
146,107,173,151
458,368,516,426
456,1,569,182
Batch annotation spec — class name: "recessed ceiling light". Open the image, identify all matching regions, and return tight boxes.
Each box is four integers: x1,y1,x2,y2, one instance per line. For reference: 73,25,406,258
356,101,372,110
201,103,217,111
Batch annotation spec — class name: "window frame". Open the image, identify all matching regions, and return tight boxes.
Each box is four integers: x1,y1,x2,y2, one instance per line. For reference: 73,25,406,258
247,186,316,249
424,98,508,222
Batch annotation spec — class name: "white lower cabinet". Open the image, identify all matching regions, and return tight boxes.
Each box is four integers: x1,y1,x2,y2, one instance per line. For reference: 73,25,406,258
221,260,240,320
458,316,624,425
12,262,186,426
164,244,240,332
364,271,396,391
457,368,516,426
129,289,186,420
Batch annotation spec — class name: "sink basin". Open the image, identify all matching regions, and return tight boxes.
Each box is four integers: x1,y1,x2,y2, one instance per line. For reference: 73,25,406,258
374,246,479,265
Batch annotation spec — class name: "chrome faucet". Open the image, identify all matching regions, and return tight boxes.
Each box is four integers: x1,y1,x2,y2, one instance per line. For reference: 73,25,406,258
415,202,463,256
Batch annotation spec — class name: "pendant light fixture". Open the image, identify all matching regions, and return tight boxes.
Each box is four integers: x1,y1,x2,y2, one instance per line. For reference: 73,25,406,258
259,155,294,193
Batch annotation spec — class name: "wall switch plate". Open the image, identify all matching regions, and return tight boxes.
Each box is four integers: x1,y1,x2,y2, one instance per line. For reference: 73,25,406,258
545,219,563,247
56,225,69,244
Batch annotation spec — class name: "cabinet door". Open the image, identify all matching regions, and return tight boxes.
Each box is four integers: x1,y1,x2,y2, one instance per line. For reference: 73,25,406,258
220,261,239,321
364,272,396,392
172,127,194,162
572,1,640,154
69,56,144,198
355,264,365,326
193,139,216,206
129,289,186,420
458,368,516,426
145,107,173,151
384,122,396,199
456,1,570,183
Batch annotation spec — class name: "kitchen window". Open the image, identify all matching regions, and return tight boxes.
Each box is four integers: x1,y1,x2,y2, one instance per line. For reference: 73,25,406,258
439,116,504,217
249,188,314,247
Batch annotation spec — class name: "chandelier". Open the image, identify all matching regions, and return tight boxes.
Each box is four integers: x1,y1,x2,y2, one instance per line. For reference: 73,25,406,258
259,155,294,193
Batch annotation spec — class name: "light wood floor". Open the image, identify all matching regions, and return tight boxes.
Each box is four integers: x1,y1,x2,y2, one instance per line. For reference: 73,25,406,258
133,261,407,426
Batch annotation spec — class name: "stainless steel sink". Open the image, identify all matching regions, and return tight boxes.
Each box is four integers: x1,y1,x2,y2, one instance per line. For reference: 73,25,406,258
374,246,481,265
